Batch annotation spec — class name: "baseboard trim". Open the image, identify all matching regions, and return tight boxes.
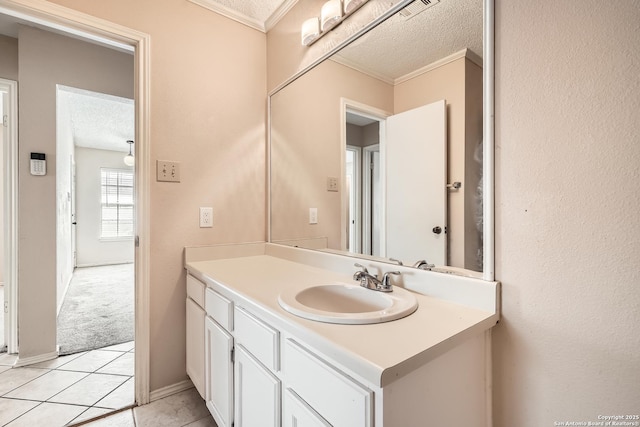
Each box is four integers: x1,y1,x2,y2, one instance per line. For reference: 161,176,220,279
149,379,194,402
14,347,59,367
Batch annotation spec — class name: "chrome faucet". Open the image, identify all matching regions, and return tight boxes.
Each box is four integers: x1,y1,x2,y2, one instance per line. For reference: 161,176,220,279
353,263,400,292
413,260,435,271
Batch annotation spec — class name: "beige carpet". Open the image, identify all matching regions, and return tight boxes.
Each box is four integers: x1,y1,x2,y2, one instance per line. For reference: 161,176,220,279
57,264,134,355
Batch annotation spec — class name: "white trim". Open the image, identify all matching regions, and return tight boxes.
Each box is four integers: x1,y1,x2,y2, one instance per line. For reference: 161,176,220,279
264,0,299,32
345,145,362,254
1,78,18,355
187,0,299,33
483,0,495,282
340,99,391,256
14,348,59,367
332,48,483,87
394,48,482,85
484,328,493,427
0,0,152,405
149,380,194,402
188,0,265,32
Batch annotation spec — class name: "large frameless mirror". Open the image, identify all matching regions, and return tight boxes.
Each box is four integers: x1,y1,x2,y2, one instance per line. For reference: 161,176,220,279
269,0,494,280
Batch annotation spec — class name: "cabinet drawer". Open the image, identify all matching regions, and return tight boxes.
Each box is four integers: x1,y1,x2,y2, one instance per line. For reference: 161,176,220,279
187,274,205,307
205,287,233,331
283,339,372,427
234,306,280,372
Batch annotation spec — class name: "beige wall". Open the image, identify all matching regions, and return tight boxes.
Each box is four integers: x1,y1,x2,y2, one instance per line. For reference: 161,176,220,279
18,25,134,358
494,0,640,425
0,35,18,80
48,0,267,391
270,59,393,249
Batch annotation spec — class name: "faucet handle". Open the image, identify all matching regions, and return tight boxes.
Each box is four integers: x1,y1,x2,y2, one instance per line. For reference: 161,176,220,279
381,271,401,289
389,258,403,266
354,263,368,274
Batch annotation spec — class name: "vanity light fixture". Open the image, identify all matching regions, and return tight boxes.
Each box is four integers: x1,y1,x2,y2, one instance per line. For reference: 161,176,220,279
300,0,369,46
320,0,343,31
301,17,321,46
124,139,135,166
343,0,368,14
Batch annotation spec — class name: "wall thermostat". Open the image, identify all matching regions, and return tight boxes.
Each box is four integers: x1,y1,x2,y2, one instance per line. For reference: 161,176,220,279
30,152,46,176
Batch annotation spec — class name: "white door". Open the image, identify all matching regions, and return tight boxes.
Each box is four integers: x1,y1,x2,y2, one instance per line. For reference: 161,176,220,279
234,345,281,427
283,389,331,427
386,100,447,266
205,317,234,427
70,158,77,268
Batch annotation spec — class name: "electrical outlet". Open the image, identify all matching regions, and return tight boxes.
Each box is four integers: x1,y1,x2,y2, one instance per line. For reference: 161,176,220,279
199,207,213,228
157,160,181,182
327,177,339,192
309,208,318,224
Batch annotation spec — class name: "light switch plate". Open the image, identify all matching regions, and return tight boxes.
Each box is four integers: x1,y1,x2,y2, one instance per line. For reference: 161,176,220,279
327,177,339,192
309,208,318,224
157,160,180,182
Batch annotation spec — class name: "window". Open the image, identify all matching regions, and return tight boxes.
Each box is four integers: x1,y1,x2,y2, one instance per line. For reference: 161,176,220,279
101,168,134,239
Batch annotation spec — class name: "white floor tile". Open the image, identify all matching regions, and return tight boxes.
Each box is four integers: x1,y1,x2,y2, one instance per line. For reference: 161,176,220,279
96,352,134,376
80,408,135,427
0,398,40,426
4,402,88,427
0,365,12,374
0,352,18,366
56,350,121,373
27,352,87,369
94,377,134,409
183,416,218,427
5,369,87,401
101,341,134,352
48,373,128,407
0,367,49,396
133,388,210,427
69,407,116,425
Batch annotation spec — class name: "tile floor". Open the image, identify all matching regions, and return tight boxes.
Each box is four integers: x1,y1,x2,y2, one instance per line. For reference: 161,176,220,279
81,388,216,427
0,341,135,426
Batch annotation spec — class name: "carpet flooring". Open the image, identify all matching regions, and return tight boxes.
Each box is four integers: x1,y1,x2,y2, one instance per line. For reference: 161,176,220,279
57,264,134,355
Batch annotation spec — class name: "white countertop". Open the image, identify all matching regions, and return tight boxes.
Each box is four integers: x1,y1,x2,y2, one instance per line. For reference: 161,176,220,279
185,247,499,388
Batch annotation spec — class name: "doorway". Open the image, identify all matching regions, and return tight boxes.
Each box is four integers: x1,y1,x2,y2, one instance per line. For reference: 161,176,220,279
342,103,387,256
1,78,18,355
56,86,135,356
0,0,151,410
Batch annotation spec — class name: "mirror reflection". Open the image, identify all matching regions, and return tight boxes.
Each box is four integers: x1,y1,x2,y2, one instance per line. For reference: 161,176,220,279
270,0,484,272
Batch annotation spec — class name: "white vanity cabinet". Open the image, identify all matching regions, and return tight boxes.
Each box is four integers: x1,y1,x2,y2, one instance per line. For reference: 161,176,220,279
186,275,205,399
203,284,234,427
185,250,497,427
233,306,281,427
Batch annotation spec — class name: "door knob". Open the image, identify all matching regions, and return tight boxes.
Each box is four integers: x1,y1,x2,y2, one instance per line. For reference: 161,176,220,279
432,226,442,234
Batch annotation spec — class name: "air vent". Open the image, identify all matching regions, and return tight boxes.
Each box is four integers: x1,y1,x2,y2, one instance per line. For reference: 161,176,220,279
399,0,440,20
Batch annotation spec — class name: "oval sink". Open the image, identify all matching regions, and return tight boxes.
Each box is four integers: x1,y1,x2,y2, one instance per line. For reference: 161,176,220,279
278,282,418,324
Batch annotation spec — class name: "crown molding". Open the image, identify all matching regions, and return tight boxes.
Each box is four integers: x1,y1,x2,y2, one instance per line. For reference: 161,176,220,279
188,0,265,32
330,56,396,85
394,48,483,85
265,0,298,32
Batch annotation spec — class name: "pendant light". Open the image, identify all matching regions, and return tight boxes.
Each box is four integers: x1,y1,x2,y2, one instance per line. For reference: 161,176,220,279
124,140,135,166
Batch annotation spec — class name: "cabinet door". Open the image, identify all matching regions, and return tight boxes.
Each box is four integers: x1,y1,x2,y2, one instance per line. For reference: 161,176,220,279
283,388,331,427
205,317,233,427
234,345,281,427
186,298,205,399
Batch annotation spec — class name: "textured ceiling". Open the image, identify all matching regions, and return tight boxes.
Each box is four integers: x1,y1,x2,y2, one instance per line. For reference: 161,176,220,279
58,86,134,153
205,0,287,23
334,0,483,82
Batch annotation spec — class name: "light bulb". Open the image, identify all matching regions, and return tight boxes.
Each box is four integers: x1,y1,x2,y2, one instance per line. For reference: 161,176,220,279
124,154,135,166
301,17,320,46
321,0,343,32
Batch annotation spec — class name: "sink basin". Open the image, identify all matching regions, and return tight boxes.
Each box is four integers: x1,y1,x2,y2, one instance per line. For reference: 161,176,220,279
278,282,418,324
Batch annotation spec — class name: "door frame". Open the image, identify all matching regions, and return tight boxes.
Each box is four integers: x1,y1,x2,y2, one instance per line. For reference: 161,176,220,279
0,0,151,404
340,98,390,254
345,145,361,254
362,143,379,256
1,78,18,354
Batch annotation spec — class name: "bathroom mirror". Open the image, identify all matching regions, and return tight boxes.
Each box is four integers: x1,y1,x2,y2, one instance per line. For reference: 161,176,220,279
269,0,494,280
